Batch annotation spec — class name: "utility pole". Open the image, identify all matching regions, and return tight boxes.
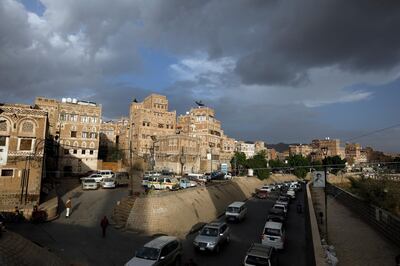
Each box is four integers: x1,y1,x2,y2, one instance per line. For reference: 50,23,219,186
321,146,329,242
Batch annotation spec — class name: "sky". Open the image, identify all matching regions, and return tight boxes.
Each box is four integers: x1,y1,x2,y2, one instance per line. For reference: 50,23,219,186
1,0,400,152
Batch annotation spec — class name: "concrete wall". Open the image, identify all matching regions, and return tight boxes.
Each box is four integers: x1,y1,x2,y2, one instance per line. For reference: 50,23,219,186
126,175,297,237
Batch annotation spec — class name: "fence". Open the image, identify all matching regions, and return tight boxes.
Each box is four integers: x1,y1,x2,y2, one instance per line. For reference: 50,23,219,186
327,183,400,247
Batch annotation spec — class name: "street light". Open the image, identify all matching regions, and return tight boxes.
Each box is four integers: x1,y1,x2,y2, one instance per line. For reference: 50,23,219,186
321,146,329,241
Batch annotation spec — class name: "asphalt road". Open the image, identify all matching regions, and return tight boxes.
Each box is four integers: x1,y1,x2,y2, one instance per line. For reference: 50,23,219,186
8,181,308,266
180,186,308,266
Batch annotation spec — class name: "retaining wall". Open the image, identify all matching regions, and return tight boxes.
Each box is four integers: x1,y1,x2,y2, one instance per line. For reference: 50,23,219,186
126,175,297,236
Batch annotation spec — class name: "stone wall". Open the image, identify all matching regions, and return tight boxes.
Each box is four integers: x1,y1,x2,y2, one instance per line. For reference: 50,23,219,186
126,175,297,237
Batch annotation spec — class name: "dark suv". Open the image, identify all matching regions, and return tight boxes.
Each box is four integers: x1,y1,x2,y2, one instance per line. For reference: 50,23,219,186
125,236,182,266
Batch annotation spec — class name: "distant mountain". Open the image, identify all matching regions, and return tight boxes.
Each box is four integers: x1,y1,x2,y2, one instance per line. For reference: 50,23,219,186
267,142,299,153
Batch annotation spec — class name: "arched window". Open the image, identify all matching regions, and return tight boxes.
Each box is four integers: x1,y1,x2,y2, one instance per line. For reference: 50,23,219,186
21,121,34,133
0,119,8,132
73,141,78,147
89,142,95,148
81,142,87,148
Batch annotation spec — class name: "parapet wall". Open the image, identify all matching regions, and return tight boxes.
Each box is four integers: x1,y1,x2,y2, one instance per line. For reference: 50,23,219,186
126,175,297,237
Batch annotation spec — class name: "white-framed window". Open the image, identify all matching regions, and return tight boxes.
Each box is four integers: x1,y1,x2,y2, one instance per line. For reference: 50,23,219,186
18,138,35,151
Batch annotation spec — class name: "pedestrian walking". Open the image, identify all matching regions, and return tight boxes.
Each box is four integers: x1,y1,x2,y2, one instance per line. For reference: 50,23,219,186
100,216,109,238
65,197,72,218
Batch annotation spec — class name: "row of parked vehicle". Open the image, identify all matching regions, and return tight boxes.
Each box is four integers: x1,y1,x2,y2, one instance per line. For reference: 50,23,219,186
141,171,233,191
80,170,130,190
125,199,279,266
261,181,302,254
124,201,245,266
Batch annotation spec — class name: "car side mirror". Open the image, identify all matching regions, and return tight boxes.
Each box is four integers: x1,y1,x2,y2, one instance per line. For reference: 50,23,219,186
159,256,165,261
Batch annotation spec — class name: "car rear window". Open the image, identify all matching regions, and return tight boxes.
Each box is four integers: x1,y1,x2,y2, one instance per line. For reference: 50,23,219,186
227,207,240,213
246,255,269,266
83,179,96,183
264,228,281,236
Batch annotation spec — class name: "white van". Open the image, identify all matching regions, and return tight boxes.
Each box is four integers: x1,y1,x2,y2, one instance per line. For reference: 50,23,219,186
261,221,285,250
98,170,114,178
225,201,247,222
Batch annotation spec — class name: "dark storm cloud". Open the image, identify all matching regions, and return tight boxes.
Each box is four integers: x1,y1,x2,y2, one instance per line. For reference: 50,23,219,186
236,0,400,85
1,0,400,152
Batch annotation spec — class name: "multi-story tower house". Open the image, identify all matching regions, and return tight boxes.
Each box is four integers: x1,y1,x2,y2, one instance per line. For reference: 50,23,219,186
289,144,313,157
0,103,47,210
310,138,345,161
35,97,102,176
177,106,224,172
129,94,176,158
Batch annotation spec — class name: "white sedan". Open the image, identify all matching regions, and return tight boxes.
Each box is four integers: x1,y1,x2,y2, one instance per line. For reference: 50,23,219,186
101,178,116,189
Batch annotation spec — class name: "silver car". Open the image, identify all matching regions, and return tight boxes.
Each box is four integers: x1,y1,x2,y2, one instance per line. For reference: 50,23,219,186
81,178,99,190
125,236,182,266
193,222,230,253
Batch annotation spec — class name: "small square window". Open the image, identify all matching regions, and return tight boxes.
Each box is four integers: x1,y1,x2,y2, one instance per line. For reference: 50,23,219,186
73,149,77,154
64,149,69,155
89,150,94,155
1,169,13,177
82,150,86,155
20,139,33,151
71,131,77,138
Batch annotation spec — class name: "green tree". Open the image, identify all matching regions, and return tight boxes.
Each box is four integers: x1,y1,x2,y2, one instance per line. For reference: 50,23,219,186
268,159,286,169
322,156,346,174
247,150,270,180
287,154,310,178
230,151,247,175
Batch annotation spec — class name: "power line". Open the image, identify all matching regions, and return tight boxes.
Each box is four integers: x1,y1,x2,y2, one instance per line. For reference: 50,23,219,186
344,122,400,142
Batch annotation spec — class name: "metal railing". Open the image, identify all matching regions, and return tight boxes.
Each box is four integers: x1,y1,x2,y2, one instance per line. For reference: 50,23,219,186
327,183,400,247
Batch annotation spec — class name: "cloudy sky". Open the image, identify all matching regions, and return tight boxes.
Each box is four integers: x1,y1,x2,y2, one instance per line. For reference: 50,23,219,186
2,0,400,152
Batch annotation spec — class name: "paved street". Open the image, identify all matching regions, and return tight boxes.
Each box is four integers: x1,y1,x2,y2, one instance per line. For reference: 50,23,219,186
8,182,309,266
181,187,308,266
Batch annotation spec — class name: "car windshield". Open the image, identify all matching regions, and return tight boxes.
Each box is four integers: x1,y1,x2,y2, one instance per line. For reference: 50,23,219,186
273,206,284,211
264,228,281,236
200,227,219,237
227,207,240,213
135,247,160,260
269,209,283,215
246,255,269,266
83,179,95,183
103,178,113,182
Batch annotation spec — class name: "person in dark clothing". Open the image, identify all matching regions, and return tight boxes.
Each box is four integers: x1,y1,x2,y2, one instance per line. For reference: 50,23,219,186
100,216,109,238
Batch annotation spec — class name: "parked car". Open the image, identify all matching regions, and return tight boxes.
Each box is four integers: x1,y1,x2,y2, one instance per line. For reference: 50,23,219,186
81,178,99,190
187,173,208,184
272,203,288,216
260,185,273,192
147,177,179,190
193,222,230,253
286,189,296,199
243,243,279,266
224,173,232,180
267,208,286,224
125,236,182,266
84,174,103,183
255,189,268,199
210,171,225,180
114,172,129,186
179,178,197,189
225,201,247,222
101,178,116,189
261,221,286,250
97,170,114,179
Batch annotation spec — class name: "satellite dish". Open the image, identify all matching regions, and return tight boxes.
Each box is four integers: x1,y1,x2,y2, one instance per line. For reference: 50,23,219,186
195,100,205,107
